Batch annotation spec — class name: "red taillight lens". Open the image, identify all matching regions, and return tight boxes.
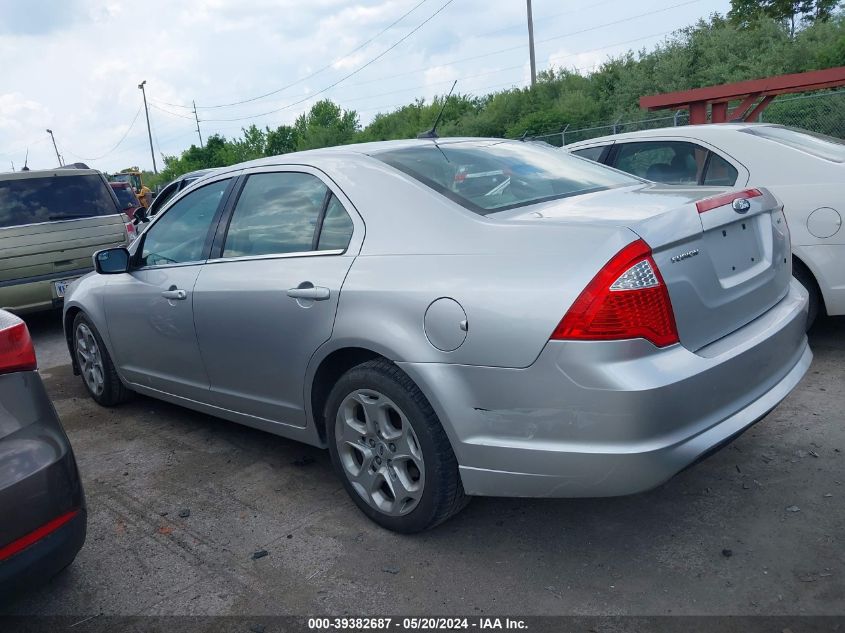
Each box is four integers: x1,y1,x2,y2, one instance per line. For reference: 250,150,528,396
695,188,762,214
0,509,80,561
125,221,137,240
0,320,37,374
551,239,679,348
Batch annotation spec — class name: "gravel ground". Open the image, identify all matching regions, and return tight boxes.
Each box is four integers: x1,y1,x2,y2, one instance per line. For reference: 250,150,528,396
2,310,843,617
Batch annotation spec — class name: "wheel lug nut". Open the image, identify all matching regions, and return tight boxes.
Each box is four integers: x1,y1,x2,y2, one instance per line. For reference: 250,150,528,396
389,443,396,452
369,438,375,447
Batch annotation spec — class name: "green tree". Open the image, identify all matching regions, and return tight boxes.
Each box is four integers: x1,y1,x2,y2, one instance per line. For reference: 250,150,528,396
294,100,359,150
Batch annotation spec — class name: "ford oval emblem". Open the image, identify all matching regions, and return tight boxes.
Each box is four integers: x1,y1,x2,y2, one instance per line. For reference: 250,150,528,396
732,198,751,214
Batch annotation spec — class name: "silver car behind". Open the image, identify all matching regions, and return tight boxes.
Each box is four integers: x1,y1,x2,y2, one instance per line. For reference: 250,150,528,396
63,139,810,532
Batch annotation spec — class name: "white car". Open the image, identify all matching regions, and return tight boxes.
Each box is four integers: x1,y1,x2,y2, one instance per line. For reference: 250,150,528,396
566,123,844,326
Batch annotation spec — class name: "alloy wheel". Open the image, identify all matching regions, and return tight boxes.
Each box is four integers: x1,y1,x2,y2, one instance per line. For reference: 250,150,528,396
335,389,425,516
75,323,105,396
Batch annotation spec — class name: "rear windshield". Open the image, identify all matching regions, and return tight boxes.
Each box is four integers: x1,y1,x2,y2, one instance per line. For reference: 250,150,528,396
374,141,638,214
741,125,845,163
112,186,139,210
0,174,120,229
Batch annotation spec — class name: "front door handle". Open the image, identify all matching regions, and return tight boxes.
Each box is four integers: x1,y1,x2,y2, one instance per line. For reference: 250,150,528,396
161,288,187,300
287,285,330,301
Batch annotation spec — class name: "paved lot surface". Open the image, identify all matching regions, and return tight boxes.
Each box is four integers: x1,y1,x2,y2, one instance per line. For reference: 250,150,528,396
3,311,844,616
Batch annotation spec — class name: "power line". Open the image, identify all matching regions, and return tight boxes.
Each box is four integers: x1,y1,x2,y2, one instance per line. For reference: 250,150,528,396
199,0,456,123
153,0,431,110
66,105,143,161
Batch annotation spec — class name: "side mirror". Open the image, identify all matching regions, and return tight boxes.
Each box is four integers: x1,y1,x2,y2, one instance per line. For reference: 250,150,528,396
94,247,130,274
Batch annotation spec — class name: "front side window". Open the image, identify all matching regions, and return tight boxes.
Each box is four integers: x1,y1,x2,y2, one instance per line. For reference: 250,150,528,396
614,141,706,185
140,179,229,267
148,181,180,216
374,141,637,215
0,174,120,229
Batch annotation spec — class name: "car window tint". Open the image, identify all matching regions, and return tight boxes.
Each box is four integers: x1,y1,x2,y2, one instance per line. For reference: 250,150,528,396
317,194,354,251
223,172,327,258
140,179,229,266
571,146,606,162
614,141,706,185
703,153,738,186
0,174,120,229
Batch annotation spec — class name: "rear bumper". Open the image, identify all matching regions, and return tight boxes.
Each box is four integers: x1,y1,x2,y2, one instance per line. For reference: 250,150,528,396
398,279,811,498
0,371,87,593
0,269,89,314
0,509,86,594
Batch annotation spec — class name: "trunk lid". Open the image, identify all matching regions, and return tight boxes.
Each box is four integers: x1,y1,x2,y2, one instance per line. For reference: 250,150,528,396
496,183,792,351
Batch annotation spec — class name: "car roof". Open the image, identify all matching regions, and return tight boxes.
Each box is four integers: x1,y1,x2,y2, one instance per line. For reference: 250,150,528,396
110,181,132,187
209,137,515,176
0,167,103,181
565,122,775,148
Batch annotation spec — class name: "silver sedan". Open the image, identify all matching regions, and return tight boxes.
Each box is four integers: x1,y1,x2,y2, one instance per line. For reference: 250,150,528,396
63,139,811,532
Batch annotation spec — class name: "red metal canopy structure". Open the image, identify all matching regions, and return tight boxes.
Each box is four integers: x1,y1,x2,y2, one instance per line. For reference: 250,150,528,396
640,66,845,124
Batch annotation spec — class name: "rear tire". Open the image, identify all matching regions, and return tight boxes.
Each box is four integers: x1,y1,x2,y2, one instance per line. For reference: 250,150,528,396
325,359,468,533
793,261,820,331
72,312,131,406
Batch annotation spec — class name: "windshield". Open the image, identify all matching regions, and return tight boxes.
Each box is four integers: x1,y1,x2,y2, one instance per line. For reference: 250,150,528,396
374,140,639,215
0,174,120,229
112,185,139,209
741,125,845,163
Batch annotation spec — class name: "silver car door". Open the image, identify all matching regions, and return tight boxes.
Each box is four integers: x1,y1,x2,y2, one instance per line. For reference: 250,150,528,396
193,167,363,427
104,176,235,401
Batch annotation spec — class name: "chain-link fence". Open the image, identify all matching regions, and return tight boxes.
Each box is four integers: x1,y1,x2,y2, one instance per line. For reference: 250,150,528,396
531,89,845,147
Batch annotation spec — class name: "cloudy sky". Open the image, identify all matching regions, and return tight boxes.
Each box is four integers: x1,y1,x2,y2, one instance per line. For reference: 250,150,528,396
0,0,730,173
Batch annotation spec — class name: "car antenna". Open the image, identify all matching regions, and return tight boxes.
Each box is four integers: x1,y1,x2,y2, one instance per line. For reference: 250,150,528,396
21,148,30,172
417,80,457,140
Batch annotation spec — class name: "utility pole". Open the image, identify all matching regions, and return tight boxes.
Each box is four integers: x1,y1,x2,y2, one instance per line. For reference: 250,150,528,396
138,80,158,174
192,100,204,149
526,0,537,87
46,129,63,166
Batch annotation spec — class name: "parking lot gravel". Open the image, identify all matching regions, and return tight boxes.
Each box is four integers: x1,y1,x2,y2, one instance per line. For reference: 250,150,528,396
2,311,843,616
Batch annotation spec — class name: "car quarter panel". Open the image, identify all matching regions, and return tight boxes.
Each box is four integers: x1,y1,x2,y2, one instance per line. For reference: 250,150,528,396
396,279,809,497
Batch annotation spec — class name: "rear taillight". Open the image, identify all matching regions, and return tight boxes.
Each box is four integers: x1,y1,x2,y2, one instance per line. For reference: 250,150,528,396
551,239,679,348
0,508,80,561
695,188,762,214
125,221,137,241
0,319,37,374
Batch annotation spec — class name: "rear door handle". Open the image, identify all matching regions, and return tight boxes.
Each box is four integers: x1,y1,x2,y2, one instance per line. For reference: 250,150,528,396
287,285,330,301
161,288,187,300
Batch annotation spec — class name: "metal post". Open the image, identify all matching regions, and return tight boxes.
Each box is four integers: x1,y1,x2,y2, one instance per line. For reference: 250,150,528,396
45,129,63,166
193,100,204,149
673,110,681,126
138,80,158,174
526,0,536,87
561,123,569,147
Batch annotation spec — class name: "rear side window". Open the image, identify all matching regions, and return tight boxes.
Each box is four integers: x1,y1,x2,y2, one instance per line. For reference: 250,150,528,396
0,174,120,229
614,141,707,184
223,172,327,258
375,141,637,215
571,146,607,162
703,153,738,186
317,195,354,251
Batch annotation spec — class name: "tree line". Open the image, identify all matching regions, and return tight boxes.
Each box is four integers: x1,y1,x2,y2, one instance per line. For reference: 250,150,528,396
143,4,844,187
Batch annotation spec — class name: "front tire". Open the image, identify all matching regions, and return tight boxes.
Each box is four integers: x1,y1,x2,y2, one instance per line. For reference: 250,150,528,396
72,312,131,406
325,359,467,533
